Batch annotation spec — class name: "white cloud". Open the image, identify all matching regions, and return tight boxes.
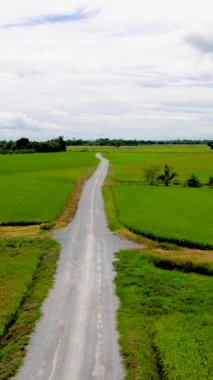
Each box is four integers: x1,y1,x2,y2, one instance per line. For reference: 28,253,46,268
0,112,63,140
0,0,213,140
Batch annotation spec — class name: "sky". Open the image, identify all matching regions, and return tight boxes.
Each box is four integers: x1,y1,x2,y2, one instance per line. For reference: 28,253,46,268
0,0,213,141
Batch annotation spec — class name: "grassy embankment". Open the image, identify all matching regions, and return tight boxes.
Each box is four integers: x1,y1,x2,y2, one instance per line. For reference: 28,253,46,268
0,151,98,378
103,147,213,249
102,146,213,379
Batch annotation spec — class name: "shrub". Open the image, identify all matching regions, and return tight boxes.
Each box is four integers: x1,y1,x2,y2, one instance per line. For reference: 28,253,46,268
185,173,202,188
208,176,213,186
143,165,160,185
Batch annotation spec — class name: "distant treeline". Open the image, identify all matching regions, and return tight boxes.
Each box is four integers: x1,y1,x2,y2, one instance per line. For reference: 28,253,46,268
67,138,213,147
0,136,66,154
0,137,212,154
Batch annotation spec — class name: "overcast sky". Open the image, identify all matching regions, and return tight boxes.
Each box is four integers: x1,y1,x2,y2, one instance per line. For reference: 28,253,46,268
0,0,213,140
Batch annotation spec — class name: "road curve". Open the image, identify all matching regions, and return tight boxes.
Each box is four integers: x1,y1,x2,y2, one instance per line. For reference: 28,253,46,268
15,154,138,380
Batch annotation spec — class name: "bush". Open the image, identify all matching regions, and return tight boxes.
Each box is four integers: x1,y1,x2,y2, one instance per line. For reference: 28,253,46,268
143,165,160,185
208,176,213,186
185,173,202,188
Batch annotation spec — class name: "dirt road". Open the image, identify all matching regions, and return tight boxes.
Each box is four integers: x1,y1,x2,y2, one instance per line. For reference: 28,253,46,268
15,154,138,380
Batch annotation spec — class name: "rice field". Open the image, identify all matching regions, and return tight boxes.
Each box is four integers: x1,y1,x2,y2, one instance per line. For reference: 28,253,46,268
104,146,213,248
115,249,213,380
0,152,98,224
111,184,213,248
105,150,213,183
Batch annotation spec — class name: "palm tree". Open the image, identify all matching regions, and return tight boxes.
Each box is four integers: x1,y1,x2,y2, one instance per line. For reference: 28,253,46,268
158,164,178,186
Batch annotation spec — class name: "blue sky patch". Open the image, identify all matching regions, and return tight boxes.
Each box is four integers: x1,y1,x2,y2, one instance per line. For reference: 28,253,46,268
3,10,90,28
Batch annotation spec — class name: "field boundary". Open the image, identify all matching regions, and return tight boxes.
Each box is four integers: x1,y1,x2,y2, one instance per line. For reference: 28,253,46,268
122,223,213,250
0,221,45,227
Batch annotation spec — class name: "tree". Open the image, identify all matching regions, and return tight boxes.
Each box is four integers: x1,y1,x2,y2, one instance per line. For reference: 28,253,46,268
58,136,66,151
16,137,30,149
157,164,178,186
143,165,160,185
185,173,202,188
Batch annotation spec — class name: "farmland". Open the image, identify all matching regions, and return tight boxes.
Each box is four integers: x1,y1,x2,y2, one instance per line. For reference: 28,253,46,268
102,145,213,379
0,145,212,379
115,249,213,380
108,184,213,248
68,144,210,154
105,150,212,183
0,152,98,225
104,146,213,248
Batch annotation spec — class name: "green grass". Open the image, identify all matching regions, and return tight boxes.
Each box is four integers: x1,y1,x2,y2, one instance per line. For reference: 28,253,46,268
0,152,98,224
0,238,59,378
109,184,213,249
115,250,213,380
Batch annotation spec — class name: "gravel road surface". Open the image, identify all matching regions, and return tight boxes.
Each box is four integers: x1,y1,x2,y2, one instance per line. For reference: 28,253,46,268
15,154,138,380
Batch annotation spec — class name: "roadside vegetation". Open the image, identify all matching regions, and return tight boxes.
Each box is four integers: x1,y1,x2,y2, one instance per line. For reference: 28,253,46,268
115,249,213,380
0,238,59,379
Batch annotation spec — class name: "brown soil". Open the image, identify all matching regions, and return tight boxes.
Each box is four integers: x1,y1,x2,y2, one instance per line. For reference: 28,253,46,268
54,176,87,229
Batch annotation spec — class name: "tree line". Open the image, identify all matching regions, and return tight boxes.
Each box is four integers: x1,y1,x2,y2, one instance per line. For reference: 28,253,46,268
0,137,66,154
0,137,212,154
67,138,212,147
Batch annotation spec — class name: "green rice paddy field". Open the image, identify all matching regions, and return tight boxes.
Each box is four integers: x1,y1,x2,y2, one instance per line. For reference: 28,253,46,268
0,152,98,224
69,144,209,154
115,250,213,380
104,146,213,248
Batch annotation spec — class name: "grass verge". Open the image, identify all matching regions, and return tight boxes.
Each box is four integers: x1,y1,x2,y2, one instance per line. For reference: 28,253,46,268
102,183,121,231
115,249,213,380
0,238,59,379
55,175,88,228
